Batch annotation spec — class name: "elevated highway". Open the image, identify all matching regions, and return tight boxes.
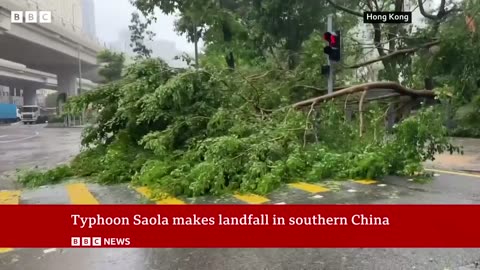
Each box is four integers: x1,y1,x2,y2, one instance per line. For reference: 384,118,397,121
0,58,97,106
0,0,103,102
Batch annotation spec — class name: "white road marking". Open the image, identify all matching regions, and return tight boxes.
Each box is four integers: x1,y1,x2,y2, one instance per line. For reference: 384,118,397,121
0,131,39,143
347,189,357,193
425,168,480,179
43,248,57,254
377,184,387,187
312,195,324,199
275,202,286,205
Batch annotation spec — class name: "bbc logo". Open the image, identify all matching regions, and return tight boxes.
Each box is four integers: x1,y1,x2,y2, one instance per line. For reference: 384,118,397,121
71,237,102,247
11,11,52,24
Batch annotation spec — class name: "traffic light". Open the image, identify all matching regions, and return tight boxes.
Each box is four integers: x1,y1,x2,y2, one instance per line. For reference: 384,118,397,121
323,31,341,62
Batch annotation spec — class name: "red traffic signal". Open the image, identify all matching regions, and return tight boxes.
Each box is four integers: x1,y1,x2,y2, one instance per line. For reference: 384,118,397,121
323,31,341,62
323,32,338,47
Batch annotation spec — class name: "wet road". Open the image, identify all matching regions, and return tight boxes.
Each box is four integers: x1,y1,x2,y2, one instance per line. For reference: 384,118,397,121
1,125,480,269
425,137,480,173
0,124,82,189
1,172,480,270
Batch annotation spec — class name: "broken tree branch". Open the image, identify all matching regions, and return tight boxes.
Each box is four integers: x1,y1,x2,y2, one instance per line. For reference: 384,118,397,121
347,40,440,69
326,0,363,17
419,0,440,19
304,101,317,147
418,0,459,20
291,85,347,92
292,82,435,109
359,90,367,138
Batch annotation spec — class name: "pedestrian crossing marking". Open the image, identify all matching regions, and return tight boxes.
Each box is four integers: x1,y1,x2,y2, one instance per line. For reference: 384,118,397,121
135,187,185,204
234,194,270,204
65,183,99,205
288,182,330,193
353,180,378,185
0,248,13,254
0,190,20,254
0,190,21,205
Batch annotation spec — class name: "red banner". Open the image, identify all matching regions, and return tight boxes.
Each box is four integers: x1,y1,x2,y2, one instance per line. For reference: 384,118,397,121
0,205,478,248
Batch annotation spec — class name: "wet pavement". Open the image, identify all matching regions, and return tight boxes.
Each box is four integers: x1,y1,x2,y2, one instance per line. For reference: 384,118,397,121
2,125,480,269
425,137,480,173
0,124,82,190
0,172,480,269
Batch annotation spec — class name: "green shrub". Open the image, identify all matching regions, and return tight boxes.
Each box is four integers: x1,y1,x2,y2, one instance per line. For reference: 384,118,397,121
18,165,73,188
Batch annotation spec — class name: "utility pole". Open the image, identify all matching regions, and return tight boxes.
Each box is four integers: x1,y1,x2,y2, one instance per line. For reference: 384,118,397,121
78,45,82,96
77,44,83,126
193,22,199,68
327,14,334,94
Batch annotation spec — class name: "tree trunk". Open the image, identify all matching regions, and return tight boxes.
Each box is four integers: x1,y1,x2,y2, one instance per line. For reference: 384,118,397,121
225,52,235,69
194,22,199,68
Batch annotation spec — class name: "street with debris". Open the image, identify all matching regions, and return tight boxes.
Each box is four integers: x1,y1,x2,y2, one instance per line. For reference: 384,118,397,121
1,124,480,270
2,0,480,268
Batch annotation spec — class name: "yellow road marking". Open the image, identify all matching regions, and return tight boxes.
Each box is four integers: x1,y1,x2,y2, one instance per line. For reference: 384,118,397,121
135,187,185,204
288,182,330,193
353,179,378,185
66,183,99,205
425,169,480,178
0,191,20,253
0,190,21,204
234,194,270,204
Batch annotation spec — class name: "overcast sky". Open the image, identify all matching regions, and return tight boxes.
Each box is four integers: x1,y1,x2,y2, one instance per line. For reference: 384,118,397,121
94,0,193,53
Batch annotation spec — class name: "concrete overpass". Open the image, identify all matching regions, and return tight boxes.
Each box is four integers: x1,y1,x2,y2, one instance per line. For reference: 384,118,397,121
0,58,97,106
0,0,104,103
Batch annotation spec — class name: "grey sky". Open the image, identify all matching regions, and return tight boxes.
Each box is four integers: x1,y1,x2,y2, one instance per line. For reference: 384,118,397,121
94,0,194,53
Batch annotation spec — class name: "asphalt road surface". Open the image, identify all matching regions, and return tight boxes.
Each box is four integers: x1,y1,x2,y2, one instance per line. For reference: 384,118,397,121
0,124,82,190
1,124,480,270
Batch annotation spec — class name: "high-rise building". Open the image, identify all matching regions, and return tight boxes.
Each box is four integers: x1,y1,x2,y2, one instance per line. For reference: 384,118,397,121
39,0,84,31
35,0,95,37
82,0,96,38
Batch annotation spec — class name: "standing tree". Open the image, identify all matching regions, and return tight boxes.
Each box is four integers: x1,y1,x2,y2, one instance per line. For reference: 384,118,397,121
97,50,126,82
130,0,359,70
129,12,156,59
326,0,460,82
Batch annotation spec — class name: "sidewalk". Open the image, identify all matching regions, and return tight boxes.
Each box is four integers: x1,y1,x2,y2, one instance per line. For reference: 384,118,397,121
425,137,480,173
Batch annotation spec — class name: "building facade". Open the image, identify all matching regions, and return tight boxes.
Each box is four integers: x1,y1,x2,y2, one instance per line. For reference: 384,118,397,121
82,0,96,38
37,0,84,31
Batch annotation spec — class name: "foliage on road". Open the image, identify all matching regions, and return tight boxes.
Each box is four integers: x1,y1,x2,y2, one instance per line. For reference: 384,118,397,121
17,165,73,188
18,58,459,195
18,0,472,195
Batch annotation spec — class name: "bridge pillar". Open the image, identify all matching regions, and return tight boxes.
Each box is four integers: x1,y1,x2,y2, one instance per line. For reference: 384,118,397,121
23,88,37,105
57,72,77,98
8,86,15,97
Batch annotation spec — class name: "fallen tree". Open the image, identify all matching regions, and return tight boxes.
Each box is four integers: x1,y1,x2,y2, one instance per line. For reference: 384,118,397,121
292,82,436,109
17,60,460,197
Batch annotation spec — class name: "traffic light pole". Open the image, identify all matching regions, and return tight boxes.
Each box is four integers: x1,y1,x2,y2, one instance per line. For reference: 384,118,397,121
327,14,334,94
